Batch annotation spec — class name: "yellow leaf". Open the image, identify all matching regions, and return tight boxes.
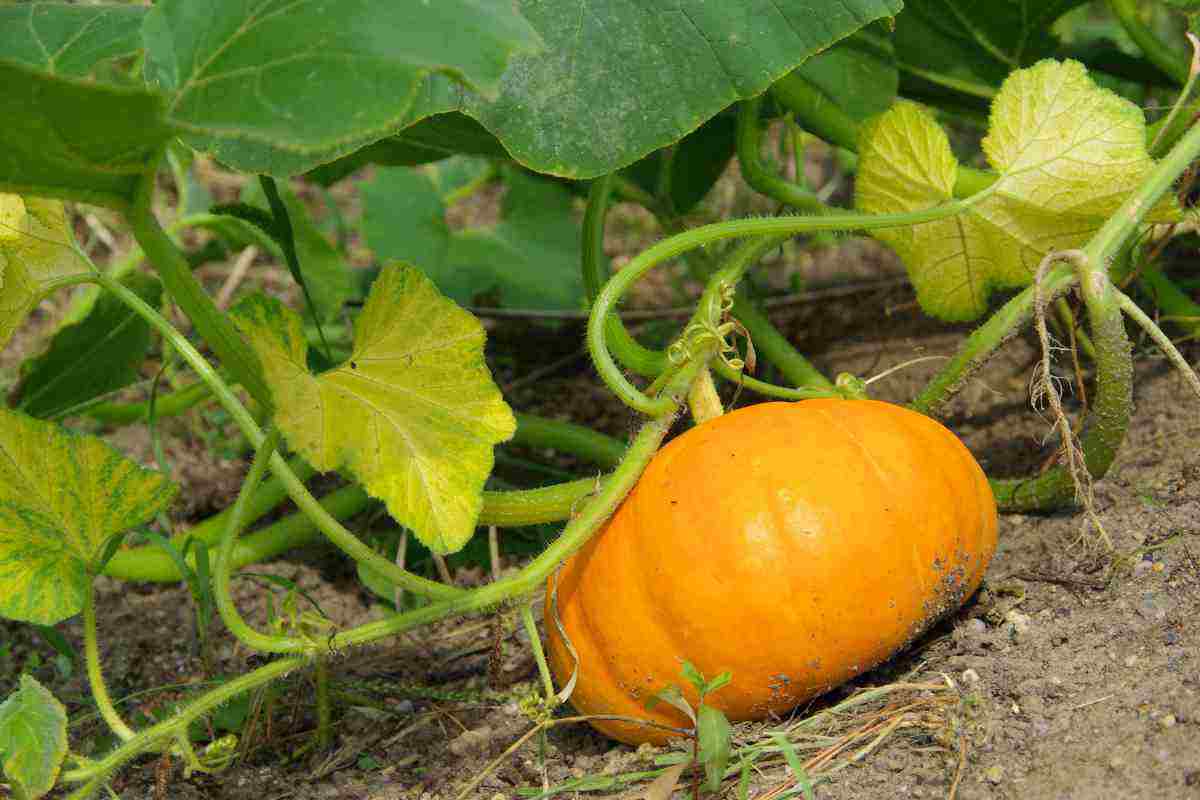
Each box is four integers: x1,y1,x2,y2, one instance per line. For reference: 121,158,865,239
0,410,177,625
0,194,92,347
856,60,1180,321
235,263,516,554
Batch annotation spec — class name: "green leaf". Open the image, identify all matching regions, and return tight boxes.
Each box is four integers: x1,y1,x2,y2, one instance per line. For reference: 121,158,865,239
363,165,585,311
0,675,68,799
0,4,166,204
696,705,732,792
894,0,1090,98
646,684,695,725
278,187,354,324
0,410,177,625
0,195,93,349
0,3,146,78
0,60,174,208
704,671,732,697
623,111,738,215
437,0,902,178
14,273,162,418
144,0,541,175
680,661,707,694
307,112,510,186
233,263,515,554
855,60,1180,321
787,26,898,122
771,733,815,800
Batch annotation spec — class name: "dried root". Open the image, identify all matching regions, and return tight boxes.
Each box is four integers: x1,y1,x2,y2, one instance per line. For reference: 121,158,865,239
1030,250,1111,549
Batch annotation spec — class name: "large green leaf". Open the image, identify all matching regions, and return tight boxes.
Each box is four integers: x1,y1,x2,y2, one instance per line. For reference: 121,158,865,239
0,4,170,204
0,410,177,624
279,188,354,324
13,273,162,419
894,0,1091,98
0,195,94,349
438,0,902,178
143,0,541,175
788,26,898,122
856,60,1180,321
233,263,515,554
0,60,174,207
0,675,68,799
363,164,585,311
259,0,902,179
307,113,510,186
622,111,739,216
0,3,146,78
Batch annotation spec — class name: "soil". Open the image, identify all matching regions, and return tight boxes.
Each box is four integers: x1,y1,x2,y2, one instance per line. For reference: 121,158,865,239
2,152,1200,800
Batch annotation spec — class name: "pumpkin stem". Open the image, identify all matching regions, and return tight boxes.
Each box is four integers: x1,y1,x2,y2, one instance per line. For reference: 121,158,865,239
1114,288,1200,401
833,372,870,400
687,367,725,423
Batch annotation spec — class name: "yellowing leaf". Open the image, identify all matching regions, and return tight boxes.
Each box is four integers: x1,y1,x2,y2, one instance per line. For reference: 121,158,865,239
856,60,1180,321
234,263,516,554
0,410,177,625
0,195,92,348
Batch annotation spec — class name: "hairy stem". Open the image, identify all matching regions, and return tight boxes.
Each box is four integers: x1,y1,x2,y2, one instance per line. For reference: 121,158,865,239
1132,262,1200,340
127,172,270,406
736,96,826,212
912,269,1077,416
686,368,724,423
992,255,1133,511
522,602,556,703
315,655,332,749
588,199,992,415
582,175,669,377
512,412,625,470
82,580,137,743
1117,288,1200,399
213,428,307,653
62,657,307,795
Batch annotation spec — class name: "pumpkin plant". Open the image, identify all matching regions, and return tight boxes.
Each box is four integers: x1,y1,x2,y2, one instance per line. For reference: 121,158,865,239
1,1,1200,798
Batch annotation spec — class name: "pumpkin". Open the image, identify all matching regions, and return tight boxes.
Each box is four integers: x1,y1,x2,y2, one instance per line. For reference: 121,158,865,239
545,399,997,745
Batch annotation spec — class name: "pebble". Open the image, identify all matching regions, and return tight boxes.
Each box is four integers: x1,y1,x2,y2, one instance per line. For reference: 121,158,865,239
984,765,1004,784
1005,609,1032,636
961,668,981,685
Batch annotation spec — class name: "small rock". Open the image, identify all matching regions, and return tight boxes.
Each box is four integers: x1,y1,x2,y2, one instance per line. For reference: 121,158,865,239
1160,714,1178,728
1133,559,1153,578
984,765,1004,784
1005,609,1032,636
963,618,988,635
961,668,981,685
449,726,493,756
1124,654,1138,668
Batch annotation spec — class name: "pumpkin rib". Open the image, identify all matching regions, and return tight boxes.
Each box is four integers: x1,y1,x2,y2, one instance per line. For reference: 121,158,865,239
889,405,995,630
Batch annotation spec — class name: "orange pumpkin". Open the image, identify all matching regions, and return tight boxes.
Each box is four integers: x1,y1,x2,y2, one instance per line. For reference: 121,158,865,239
545,399,997,745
